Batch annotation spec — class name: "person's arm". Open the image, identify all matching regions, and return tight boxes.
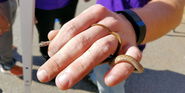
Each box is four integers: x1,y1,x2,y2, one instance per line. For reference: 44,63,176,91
37,0,185,90
132,0,185,44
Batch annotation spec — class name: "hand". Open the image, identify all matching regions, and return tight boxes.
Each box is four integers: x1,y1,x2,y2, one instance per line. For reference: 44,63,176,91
37,4,142,90
0,15,10,35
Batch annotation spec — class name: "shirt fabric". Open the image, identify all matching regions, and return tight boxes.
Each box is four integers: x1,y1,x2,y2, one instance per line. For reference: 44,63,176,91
36,0,73,10
0,0,7,3
96,0,149,11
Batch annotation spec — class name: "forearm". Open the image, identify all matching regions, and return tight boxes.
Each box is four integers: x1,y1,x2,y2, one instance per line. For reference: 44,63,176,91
133,0,185,44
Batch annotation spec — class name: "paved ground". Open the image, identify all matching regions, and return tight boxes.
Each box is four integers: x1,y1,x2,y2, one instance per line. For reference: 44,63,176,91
1,1,185,93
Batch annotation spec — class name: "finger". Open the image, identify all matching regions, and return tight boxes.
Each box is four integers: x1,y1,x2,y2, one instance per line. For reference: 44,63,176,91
48,30,59,40
37,24,111,82
55,35,118,90
48,4,109,57
104,46,142,86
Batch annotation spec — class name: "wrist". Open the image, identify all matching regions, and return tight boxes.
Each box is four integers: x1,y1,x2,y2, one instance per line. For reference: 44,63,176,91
116,10,146,45
117,14,137,45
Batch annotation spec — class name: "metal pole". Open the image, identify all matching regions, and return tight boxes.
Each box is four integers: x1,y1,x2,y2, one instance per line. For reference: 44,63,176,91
19,0,35,93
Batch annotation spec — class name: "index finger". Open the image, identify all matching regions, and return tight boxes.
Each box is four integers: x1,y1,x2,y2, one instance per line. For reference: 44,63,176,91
48,4,109,57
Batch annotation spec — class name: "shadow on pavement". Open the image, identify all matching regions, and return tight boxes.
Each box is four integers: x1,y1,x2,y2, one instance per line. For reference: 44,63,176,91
166,30,185,37
166,34,185,37
166,26,185,37
13,46,185,93
71,75,98,92
30,67,185,93
173,30,185,34
13,48,98,92
125,68,185,93
31,69,98,92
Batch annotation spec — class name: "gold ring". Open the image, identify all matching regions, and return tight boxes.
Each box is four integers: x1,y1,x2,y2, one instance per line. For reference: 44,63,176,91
92,24,122,44
113,55,144,73
92,24,122,65
39,24,123,48
92,24,144,73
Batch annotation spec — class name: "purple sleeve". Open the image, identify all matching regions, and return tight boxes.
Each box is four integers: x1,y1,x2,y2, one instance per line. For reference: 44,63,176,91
0,0,7,3
36,0,72,10
96,0,149,11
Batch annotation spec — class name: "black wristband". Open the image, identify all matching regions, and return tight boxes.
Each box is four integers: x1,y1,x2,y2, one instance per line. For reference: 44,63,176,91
116,10,146,44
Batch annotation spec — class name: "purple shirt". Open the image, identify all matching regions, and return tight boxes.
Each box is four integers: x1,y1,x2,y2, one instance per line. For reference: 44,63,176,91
97,0,149,11
0,0,7,3
36,0,72,10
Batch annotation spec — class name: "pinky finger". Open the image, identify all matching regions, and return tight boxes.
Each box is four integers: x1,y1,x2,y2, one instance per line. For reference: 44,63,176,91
104,46,142,86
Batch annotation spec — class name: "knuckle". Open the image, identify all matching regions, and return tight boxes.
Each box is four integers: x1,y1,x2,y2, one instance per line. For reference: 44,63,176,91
76,62,86,72
100,39,113,53
48,43,60,56
80,4,108,21
63,21,77,34
75,34,89,45
49,56,62,71
104,17,120,28
89,4,108,17
111,19,120,26
94,4,108,14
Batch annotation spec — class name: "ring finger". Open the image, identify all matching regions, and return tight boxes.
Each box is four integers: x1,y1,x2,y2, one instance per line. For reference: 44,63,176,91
55,35,118,90
37,24,112,82
104,46,142,86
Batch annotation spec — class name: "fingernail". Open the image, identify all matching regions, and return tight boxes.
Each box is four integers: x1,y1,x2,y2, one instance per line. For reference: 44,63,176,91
58,74,69,88
37,70,48,81
105,75,115,85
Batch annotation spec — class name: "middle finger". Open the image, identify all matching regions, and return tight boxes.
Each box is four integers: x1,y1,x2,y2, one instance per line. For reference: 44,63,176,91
37,24,111,82
55,35,118,90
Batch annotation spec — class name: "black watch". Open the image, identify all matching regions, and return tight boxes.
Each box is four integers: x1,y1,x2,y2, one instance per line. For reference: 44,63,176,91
116,10,146,44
